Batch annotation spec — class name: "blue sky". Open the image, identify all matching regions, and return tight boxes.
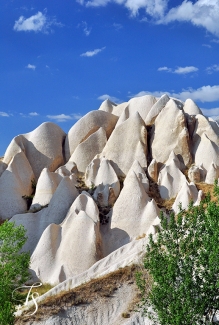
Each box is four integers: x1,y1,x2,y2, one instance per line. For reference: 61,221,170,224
1,0,219,155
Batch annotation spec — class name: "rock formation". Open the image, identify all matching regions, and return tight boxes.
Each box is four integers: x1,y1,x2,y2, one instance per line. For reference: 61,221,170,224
0,94,219,323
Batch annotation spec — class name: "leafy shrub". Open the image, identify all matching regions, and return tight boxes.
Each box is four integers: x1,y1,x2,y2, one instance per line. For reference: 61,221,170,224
137,181,219,325
0,221,30,325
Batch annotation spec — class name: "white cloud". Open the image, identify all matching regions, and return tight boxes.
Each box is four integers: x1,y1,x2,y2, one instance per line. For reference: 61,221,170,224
84,0,167,17
133,85,219,103
79,0,219,38
13,10,63,33
158,0,219,38
157,66,171,72
206,64,219,74
201,107,219,117
0,112,10,117
202,44,212,48
174,66,198,74
80,47,106,57
81,21,92,36
113,23,123,30
211,39,219,43
158,66,198,74
47,113,82,122
26,64,36,70
98,94,120,103
29,112,39,116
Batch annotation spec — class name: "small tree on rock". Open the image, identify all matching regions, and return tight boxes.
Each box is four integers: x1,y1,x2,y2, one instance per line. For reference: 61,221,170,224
0,220,30,325
136,181,219,325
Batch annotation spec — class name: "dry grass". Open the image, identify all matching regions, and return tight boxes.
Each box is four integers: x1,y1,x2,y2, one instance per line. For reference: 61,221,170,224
15,265,144,324
75,175,90,194
18,283,54,298
196,182,218,202
147,179,175,212
136,233,146,240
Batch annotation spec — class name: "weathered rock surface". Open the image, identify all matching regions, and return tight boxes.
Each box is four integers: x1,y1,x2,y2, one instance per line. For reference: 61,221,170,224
85,156,120,206
1,93,219,324
101,112,147,176
145,94,170,125
158,152,187,199
192,114,219,176
0,152,34,220
103,170,159,255
2,122,66,180
30,211,102,285
10,177,79,254
30,168,63,211
125,160,149,193
69,127,107,173
65,110,118,160
172,181,199,213
183,98,203,116
151,99,192,167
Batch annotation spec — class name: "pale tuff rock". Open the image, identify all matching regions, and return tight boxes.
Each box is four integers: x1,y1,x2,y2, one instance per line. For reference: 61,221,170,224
24,285,148,325
69,127,107,173
55,161,78,177
183,98,203,116
85,157,120,206
115,95,157,126
10,177,79,254
65,110,118,161
104,170,159,254
16,237,148,316
165,151,182,169
170,97,184,109
30,209,102,285
112,102,129,117
188,165,201,183
98,99,117,113
66,191,99,224
99,101,128,119
30,168,63,211
0,160,7,178
2,123,66,180
191,115,219,174
192,132,219,177
148,158,158,182
0,135,24,177
101,112,147,176
158,152,187,199
205,162,219,184
115,106,130,128
0,152,34,220
127,95,157,120
172,181,199,214
151,99,192,167
145,94,170,125
146,216,161,236
125,160,149,193
192,114,219,147
208,118,219,137
2,94,219,321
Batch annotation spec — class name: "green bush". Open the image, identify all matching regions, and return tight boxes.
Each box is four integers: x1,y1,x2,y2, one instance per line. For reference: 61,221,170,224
136,181,219,325
0,220,30,325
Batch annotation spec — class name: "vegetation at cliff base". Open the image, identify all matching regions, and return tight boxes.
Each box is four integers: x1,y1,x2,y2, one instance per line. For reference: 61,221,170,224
136,181,219,325
0,220,30,325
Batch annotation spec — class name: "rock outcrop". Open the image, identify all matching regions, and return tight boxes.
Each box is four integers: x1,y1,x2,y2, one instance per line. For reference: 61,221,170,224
1,93,219,323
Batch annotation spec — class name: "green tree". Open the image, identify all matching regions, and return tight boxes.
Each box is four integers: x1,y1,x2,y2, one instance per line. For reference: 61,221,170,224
0,220,30,325
136,181,219,325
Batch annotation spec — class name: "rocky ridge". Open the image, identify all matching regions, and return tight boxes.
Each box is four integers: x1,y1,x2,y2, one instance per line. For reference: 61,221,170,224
0,94,219,324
